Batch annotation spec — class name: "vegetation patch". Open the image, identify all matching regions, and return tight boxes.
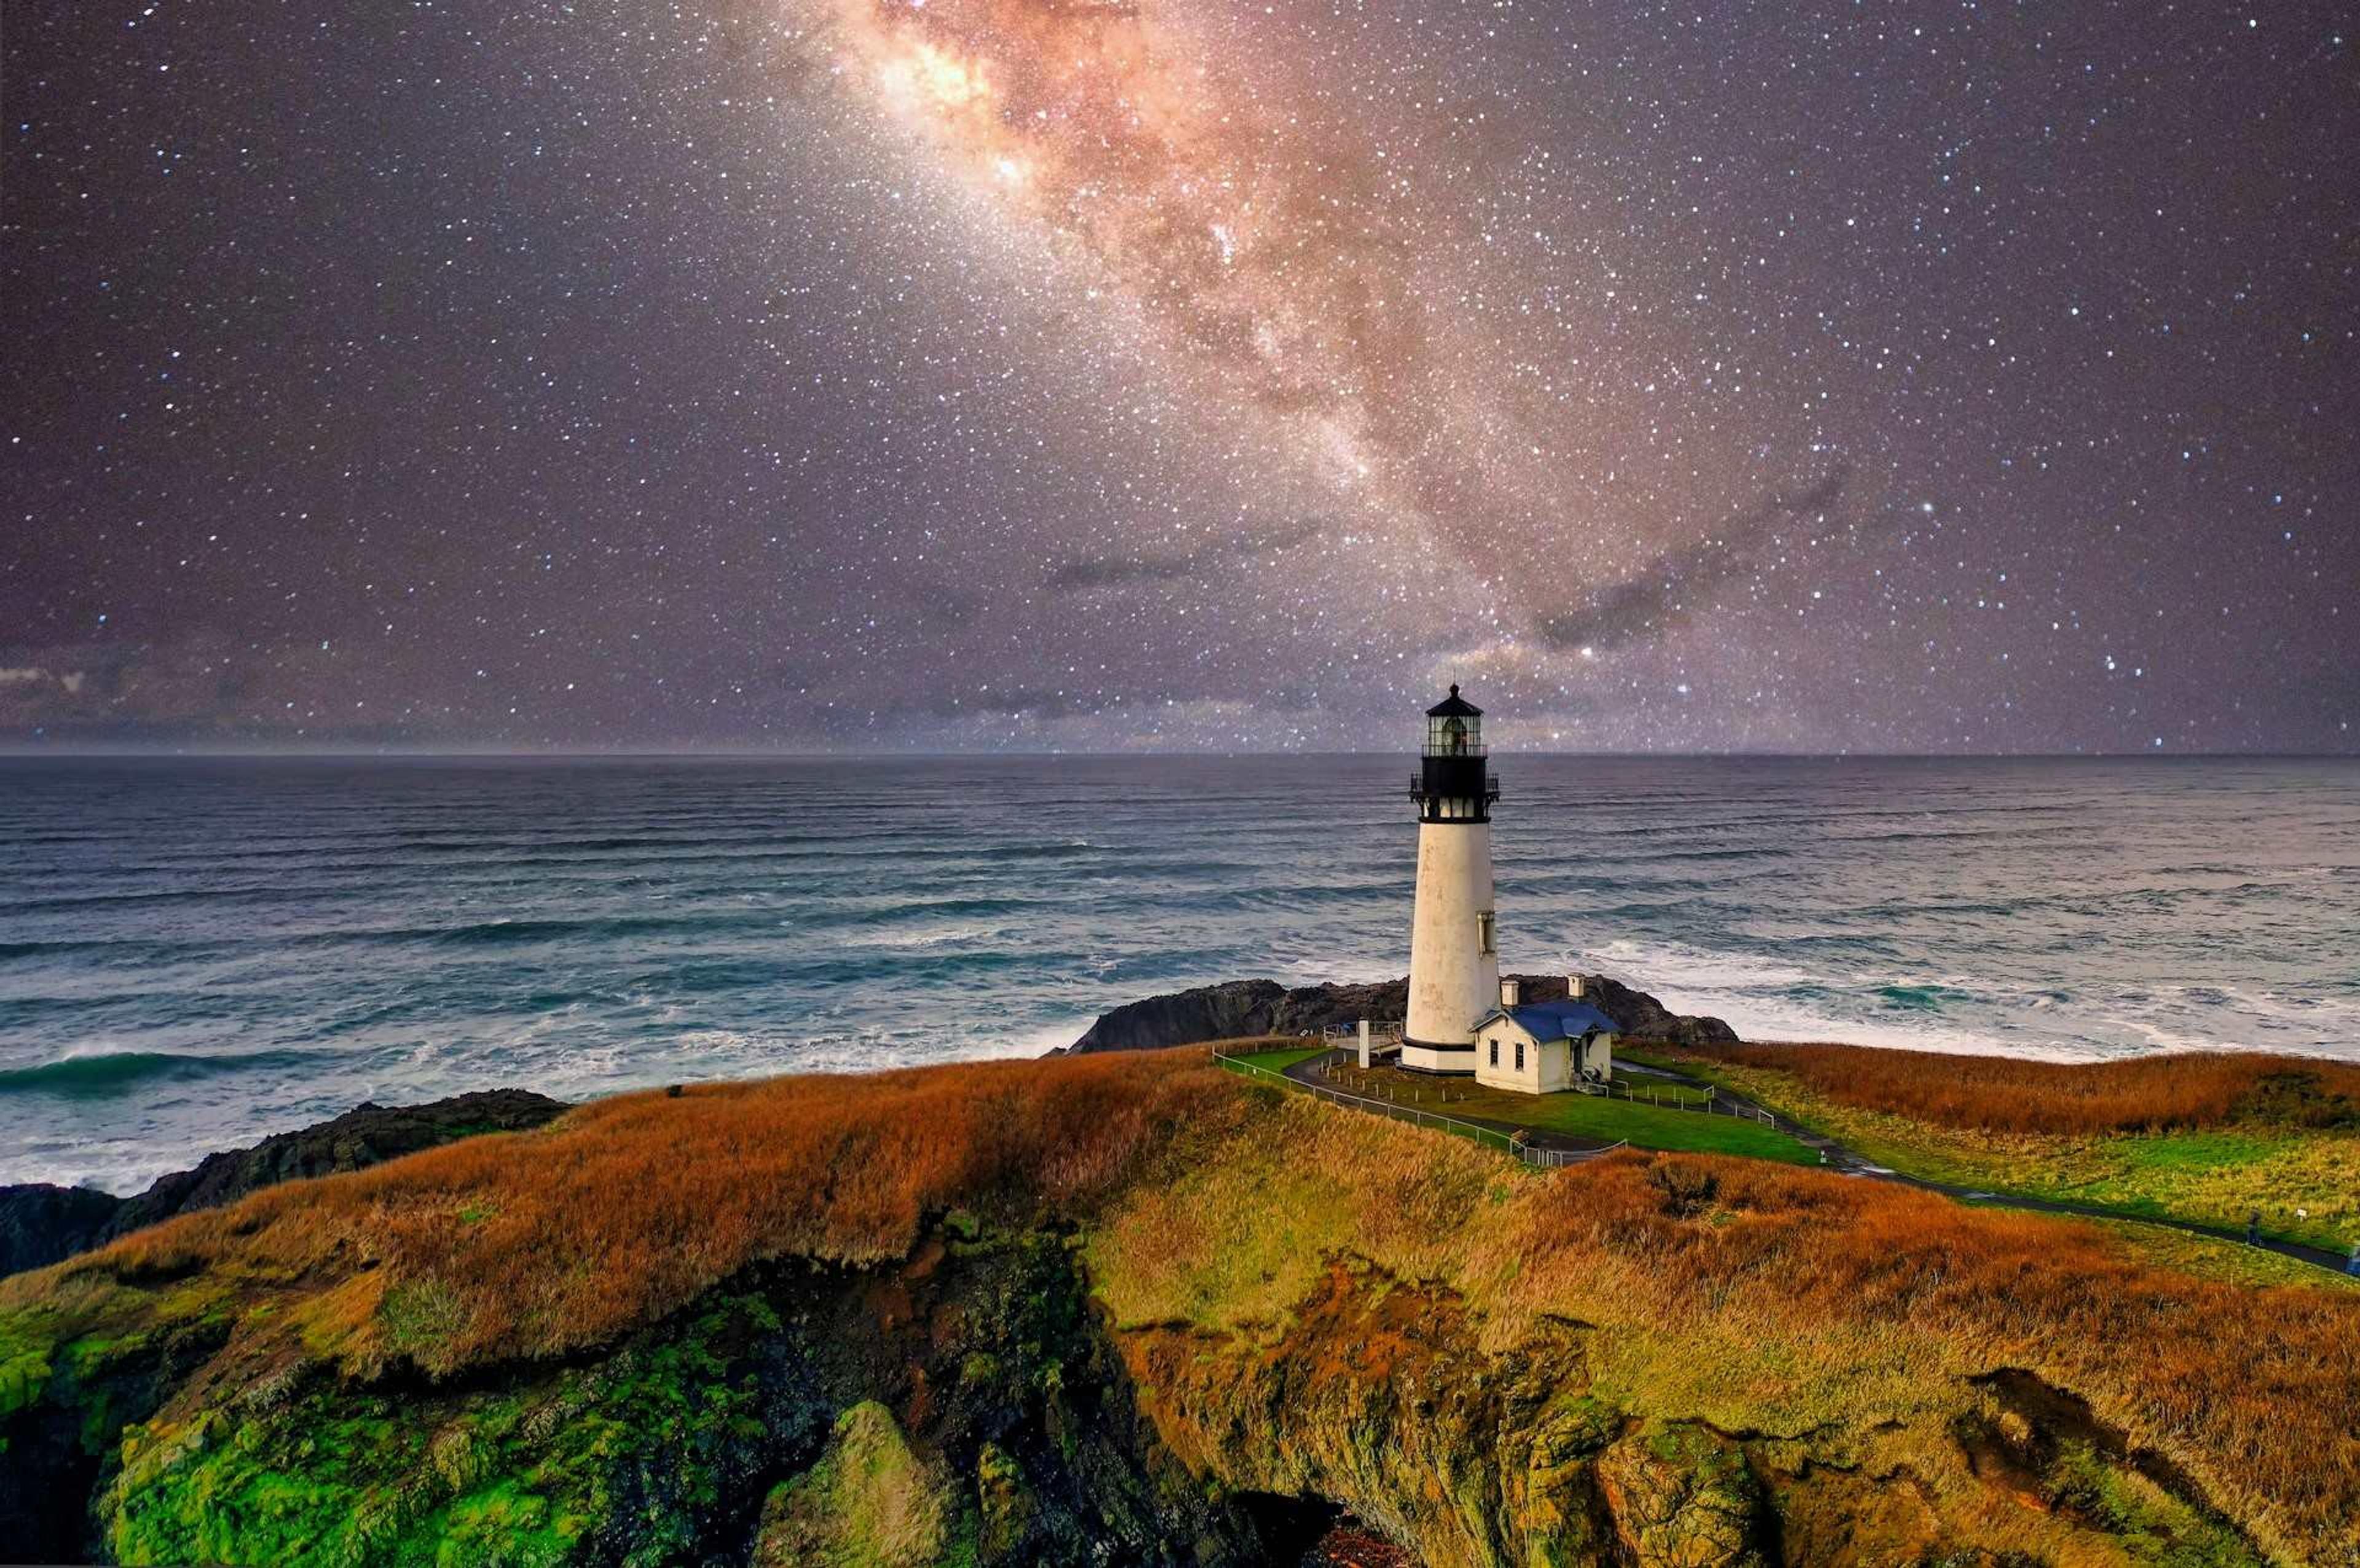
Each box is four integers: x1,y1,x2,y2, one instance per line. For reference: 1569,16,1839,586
1313,1060,1815,1164
1215,1043,1331,1076
98,1291,821,1568
1662,1048,2360,1251
752,1401,974,1568
0,1315,54,1429
0,1048,1243,1380
1673,1040,2360,1137
4,1047,2356,1564
1091,1092,2349,1561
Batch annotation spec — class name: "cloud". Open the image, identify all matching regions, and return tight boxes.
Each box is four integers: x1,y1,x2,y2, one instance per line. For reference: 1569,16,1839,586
1044,555,1204,592
1538,466,1854,654
0,667,84,693
1044,523,1323,592
0,632,417,747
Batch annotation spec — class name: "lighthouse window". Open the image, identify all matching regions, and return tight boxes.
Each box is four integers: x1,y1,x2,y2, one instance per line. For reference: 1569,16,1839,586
1514,1040,1525,1072
1488,1037,1498,1067
1477,910,1495,955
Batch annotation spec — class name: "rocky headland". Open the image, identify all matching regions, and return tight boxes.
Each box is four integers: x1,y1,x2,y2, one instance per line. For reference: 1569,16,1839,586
2,974,1713,1282
1064,971,1740,1054
2,1004,2353,1566
0,1089,567,1278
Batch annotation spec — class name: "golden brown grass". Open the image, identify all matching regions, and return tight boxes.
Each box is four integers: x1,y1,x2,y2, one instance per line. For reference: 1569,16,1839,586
10,1045,2360,1558
1659,1049,2360,1252
1090,1094,2360,1561
1678,1039,2360,1135
1,1046,1245,1378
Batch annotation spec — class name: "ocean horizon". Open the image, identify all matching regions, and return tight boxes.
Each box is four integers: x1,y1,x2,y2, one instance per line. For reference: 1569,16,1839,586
4,753,2356,1194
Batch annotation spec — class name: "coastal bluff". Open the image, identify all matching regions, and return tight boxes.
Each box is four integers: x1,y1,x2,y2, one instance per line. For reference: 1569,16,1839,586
3,1045,2340,1566
1065,971,1740,1054
0,1089,566,1277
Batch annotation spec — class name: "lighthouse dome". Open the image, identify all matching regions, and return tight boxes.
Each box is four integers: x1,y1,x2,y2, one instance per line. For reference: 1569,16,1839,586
1425,684,1482,718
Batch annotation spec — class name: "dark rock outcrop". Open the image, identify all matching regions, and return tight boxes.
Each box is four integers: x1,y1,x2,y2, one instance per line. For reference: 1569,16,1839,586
0,1088,568,1279
1066,972,1740,1054
0,1183,122,1279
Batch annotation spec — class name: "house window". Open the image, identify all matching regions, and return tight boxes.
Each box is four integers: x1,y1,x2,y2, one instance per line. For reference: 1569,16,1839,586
1488,1037,1498,1067
1514,1040,1525,1072
1477,910,1496,955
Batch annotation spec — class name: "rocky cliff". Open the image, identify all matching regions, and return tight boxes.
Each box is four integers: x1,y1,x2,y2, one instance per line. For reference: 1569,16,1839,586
2,1048,2347,1566
0,1089,567,1278
1066,971,1739,1053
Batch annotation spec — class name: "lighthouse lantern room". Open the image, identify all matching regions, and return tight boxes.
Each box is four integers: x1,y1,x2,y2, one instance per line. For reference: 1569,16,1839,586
1402,685,1501,1073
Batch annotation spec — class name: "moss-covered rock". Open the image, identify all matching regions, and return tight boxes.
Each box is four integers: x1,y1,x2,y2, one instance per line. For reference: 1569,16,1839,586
752,1401,969,1567
0,1053,2330,1567
100,1292,825,1567
7,1215,1298,1567
1594,1421,1769,1567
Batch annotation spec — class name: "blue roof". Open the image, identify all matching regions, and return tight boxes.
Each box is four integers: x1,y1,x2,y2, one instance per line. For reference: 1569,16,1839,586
1479,1000,1620,1040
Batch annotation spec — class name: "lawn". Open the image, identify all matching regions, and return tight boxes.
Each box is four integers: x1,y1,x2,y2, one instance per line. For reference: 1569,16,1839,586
1456,1081,1814,1163
1301,1059,1815,1164
2091,1217,2360,1292
1215,1043,1331,1076
1609,1068,1714,1108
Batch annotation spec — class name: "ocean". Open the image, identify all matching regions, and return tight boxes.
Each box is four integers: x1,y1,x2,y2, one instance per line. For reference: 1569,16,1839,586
3,754,2356,1193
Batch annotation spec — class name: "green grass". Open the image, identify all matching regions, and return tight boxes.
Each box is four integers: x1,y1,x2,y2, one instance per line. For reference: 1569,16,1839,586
2091,1218,2360,1291
100,1293,795,1567
1248,1053,1814,1166
2114,1130,2281,1173
1217,1045,1329,1076
755,1401,970,1568
1608,1068,1714,1108
1653,1053,2360,1255
1481,1089,1814,1163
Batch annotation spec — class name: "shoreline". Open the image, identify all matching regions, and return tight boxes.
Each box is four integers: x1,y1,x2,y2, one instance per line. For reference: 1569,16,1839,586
9,960,2358,1200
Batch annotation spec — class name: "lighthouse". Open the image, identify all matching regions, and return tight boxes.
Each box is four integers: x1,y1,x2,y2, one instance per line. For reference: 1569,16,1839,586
1402,685,1500,1073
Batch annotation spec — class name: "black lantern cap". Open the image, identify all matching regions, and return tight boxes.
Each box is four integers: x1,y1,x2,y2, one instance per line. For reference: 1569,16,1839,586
1425,684,1481,718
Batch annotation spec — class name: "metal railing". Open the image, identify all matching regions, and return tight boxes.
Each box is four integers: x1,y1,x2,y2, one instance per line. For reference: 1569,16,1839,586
1408,772,1501,802
1213,1046,1627,1168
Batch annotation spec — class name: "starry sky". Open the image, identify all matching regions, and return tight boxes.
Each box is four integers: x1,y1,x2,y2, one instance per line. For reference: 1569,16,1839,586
3,0,2354,752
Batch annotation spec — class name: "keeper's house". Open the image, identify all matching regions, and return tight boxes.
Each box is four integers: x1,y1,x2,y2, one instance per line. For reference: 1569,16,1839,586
1471,980,1619,1095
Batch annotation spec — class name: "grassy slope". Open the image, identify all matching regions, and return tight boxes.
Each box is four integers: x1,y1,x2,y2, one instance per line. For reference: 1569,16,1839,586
1218,1044,1331,1074
4,1048,2358,1564
1651,1046,2360,1253
2088,1217,2360,1291
1086,1091,2358,1563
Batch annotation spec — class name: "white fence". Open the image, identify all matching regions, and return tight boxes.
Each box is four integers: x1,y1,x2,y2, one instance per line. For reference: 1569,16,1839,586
1213,1046,1627,1168
1575,1074,1781,1127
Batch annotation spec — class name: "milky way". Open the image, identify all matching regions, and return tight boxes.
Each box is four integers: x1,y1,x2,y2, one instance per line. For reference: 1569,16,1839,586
819,0,1646,590
1,0,2353,751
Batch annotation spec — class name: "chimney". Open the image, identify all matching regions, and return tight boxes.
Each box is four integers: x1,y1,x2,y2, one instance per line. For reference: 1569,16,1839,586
1567,974,1586,999
1500,978,1521,1007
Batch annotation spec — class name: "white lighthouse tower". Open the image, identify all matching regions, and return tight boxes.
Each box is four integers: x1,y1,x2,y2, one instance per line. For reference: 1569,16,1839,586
1402,685,1499,1073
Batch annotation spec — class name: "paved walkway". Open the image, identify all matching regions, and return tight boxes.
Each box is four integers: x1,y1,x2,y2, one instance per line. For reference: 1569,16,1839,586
1285,1051,2360,1280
